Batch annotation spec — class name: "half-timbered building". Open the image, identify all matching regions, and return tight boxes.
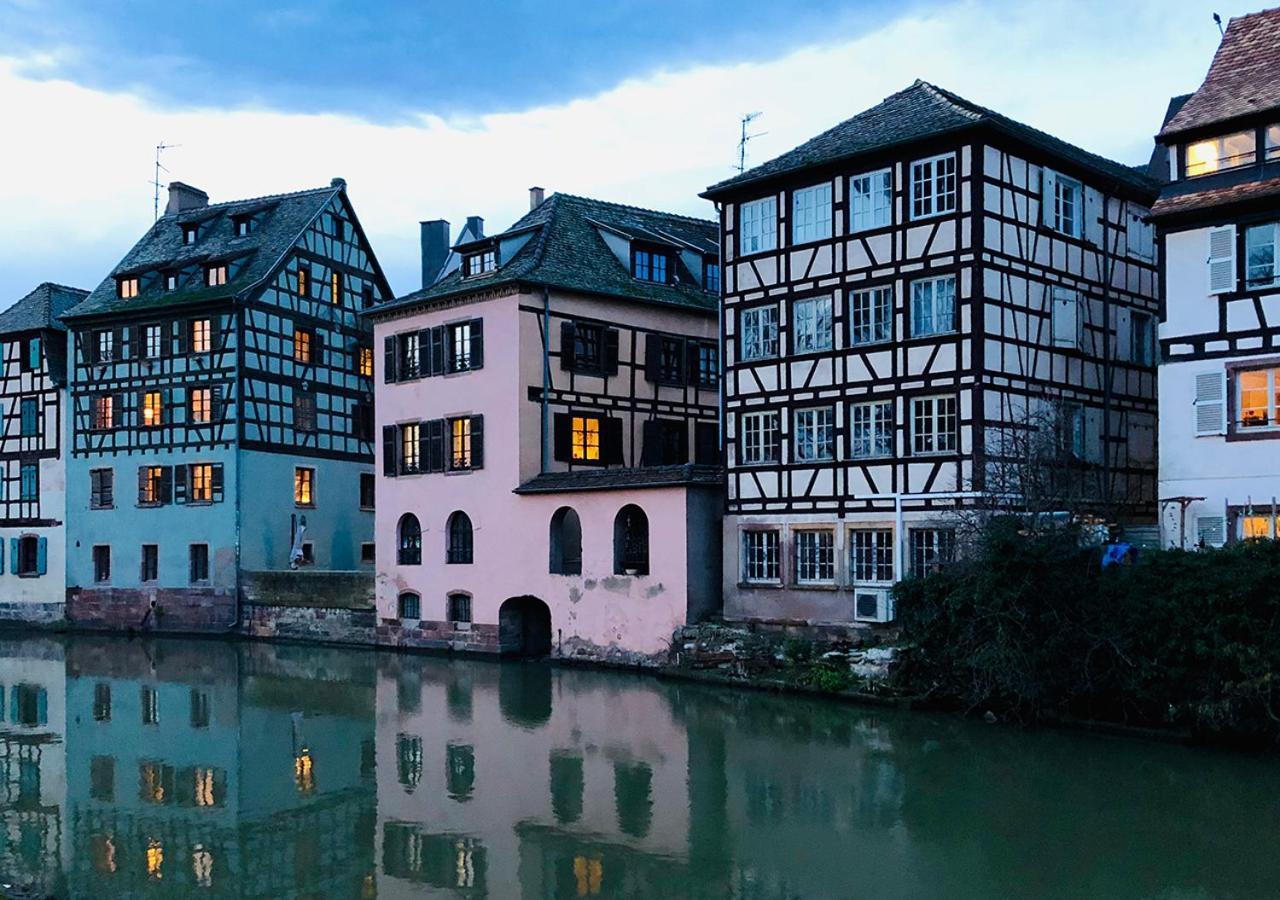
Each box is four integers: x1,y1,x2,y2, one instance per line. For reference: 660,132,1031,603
368,190,722,661
61,180,390,630
702,80,1160,625
0,283,86,622
1151,9,1280,549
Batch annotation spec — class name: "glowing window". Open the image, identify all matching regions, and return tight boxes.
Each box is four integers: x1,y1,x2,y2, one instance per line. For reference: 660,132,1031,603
359,346,374,377
449,418,472,470
141,391,163,428
189,463,214,503
571,416,600,461
294,328,312,363
205,265,227,287
189,388,212,424
190,319,212,354
1186,130,1256,176
118,277,139,299
294,466,314,505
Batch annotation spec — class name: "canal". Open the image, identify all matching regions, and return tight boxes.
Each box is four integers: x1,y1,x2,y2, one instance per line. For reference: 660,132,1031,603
0,633,1275,898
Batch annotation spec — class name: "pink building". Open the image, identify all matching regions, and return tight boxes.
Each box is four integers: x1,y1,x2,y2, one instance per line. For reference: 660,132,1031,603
368,191,723,663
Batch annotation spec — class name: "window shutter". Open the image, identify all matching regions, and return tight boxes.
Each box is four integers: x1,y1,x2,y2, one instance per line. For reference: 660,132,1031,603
6,539,14,574
211,385,223,422
161,388,171,424
553,413,571,462
604,328,620,376
0,537,5,575
129,325,142,360
1197,515,1226,548
382,425,397,476
175,320,189,356
1083,187,1102,244
137,466,148,504
160,467,173,505
35,537,46,576
1051,288,1079,349
174,465,187,504
1208,225,1236,294
426,419,446,472
470,319,484,369
641,419,659,466
676,420,689,463
383,335,397,383
415,329,431,377
695,421,720,465
113,327,125,361
603,417,624,465
1193,370,1228,436
559,322,576,371
211,464,224,501
1040,168,1057,228
470,415,484,469
644,334,660,383
111,394,121,429
430,326,447,376
686,341,703,386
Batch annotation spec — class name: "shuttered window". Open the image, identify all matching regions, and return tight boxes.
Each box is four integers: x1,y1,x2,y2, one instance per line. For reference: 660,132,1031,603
1041,169,1083,238
1193,371,1227,436
1196,516,1226,548
1208,225,1236,295
1236,367,1280,431
1051,287,1081,349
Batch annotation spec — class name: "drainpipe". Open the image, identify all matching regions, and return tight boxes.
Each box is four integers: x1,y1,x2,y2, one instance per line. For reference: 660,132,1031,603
541,286,551,474
715,202,725,460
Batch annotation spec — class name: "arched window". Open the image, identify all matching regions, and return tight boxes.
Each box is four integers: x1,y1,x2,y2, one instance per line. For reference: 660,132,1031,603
446,512,473,564
447,592,472,623
397,591,420,620
613,505,649,575
549,507,582,575
397,514,422,565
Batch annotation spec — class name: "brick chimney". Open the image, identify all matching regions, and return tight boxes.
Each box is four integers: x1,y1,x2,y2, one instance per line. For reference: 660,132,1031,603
529,186,545,210
420,220,450,288
165,182,209,216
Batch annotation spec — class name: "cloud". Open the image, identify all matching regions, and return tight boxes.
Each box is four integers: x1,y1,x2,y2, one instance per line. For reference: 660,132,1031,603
0,0,1250,305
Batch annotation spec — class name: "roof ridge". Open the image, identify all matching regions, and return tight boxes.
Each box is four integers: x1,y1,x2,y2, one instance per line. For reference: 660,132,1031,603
156,184,337,221
551,192,715,226
913,80,985,122
34,281,89,296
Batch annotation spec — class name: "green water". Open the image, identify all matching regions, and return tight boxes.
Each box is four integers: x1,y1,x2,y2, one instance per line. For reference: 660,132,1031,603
0,633,1275,898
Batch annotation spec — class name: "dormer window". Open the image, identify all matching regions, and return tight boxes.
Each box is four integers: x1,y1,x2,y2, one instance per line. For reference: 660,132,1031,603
182,224,198,245
1268,125,1280,162
704,260,721,293
117,277,139,299
1186,130,1256,177
233,216,252,237
464,250,496,277
633,248,669,283
165,273,178,292
205,265,227,287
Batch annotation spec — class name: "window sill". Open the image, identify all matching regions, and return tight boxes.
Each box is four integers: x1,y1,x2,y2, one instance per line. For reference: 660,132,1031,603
295,503,316,509
445,468,475,476
16,572,42,579
739,580,783,589
907,209,956,223
792,582,839,591
90,505,115,511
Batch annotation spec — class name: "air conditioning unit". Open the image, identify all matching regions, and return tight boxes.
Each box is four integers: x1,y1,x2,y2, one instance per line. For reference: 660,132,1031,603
853,588,894,624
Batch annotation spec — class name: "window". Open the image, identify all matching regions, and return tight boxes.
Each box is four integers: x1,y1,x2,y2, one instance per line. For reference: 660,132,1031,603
189,387,213,424
739,196,777,254
1051,286,1082,349
739,411,780,464
447,511,473,564
704,261,721,293
183,224,198,245
656,336,685,384
294,328,312,364
910,153,957,219
1127,212,1154,262
361,542,375,563
396,591,421,620
294,467,315,506
293,393,316,433
851,168,892,232
189,544,209,584
613,505,649,575
144,324,163,358
1185,130,1256,176
740,305,779,361
448,593,472,623
141,544,158,583
93,545,111,583
549,507,582,575
850,286,892,345
189,463,215,503
791,183,832,244
190,319,212,354
330,271,342,305
912,395,957,454
793,406,835,462
742,530,780,583
397,332,421,379
19,463,37,501
1044,170,1082,238
1131,311,1156,366
21,337,39,372
358,345,374,377
95,330,114,363
1245,222,1278,287
20,398,37,436
400,422,421,474
910,528,956,576
633,249,669,283
792,295,833,353
140,687,159,725
464,250,496,277
449,417,473,470
448,320,482,372
205,265,227,287
695,342,718,387
850,400,894,458
15,535,39,576
794,530,834,584
297,265,310,298
360,473,375,509
93,683,111,721
397,514,422,565
1237,367,1280,429
571,415,601,462
331,215,345,240
643,418,687,466
190,690,211,728
165,273,178,291
141,390,163,428
851,529,894,582
138,465,167,506
573,322,604,372
90,468,114,509
234,217,251,237
911,275,956,337
118,277,139,299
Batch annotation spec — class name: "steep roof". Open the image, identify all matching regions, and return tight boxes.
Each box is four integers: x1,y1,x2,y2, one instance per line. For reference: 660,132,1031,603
703,80,1158,198
0,283,88,336
63,184,342,322
1160,8,1280,138
373,193,718,317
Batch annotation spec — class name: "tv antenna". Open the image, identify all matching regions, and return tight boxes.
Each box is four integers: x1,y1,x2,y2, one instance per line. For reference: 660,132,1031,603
737,112,766,174
1213,12,1224,36
152,141,181,221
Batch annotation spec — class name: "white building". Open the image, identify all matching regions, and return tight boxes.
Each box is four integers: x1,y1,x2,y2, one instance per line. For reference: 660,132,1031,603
1152,8,1280,548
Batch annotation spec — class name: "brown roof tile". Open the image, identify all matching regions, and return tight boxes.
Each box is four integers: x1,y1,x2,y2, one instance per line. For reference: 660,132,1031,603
1150,177,1280,218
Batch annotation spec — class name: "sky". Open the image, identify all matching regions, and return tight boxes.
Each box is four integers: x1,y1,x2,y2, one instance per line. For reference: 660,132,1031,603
0,0,1264,304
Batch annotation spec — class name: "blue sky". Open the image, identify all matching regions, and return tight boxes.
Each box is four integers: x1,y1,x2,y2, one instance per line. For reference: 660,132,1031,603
0,0,1262,304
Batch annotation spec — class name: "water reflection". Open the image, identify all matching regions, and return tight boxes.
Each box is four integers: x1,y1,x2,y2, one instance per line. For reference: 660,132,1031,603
0,634,1275,897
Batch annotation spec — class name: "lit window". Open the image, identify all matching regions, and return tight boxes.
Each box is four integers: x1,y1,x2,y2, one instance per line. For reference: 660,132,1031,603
739,196,778,254
911,395,958,454
192,845,213,888
189,463,215,503
739,411,779,464
146,840,164,880
464,250,496,277
294,748,315,794
193,767,217,806
792,406,835,462
1185,130,1257,176
794,530,835,584
141,391,163,428
331,271,342,305
910,275,956,337
1268,124,1280,162
742,530,780,582
205,265,227,287
1245,222,1278,287
297,265,310,298
118,277,139,299
92,395,115,430
294,328,312,364
571,415,601,461
792,295,832,353
791,182,832,244
139,466,166,505
400,423,421,474
910,153,957,220
910,528,956,576
449,417,472,470
1237,367,1280,429
850,286,892,345
633,249,669,282
449,321,475,372
851,169,892,232
358,346,374,377
189,387,212,424
740,305,778,361
851,529,894,582
294,467,315,506
190,319,212,354
850,400,894,458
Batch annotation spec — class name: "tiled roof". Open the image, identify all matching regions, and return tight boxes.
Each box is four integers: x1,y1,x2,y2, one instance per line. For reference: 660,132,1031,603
1150,177,1280,219
1161,8,1280,137
63,184,341,322
0,283,88,336
514,464,723,494
703,80,1159,198
372,193,719,316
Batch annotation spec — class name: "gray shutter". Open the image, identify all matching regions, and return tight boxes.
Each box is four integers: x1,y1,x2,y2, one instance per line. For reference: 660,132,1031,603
470,415,484,469
430,326,447,376
470,319,484,369
559,322,576,371
1040,167,1057,228
644,334,660,383
1196,515,1226,548
417,329,431,377
383,335,397,383
1208,225,1236,294
173,465,187,504
426,419,446,472
1194,370,1228,436
382,425,397,476
211,464,224,502
553,413,571,462
160,467,173,505
137,466,148,504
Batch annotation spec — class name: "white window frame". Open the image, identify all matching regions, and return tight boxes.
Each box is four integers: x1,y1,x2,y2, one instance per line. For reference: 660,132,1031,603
910,528,957,576
850,400,894,459
791,183,832,244
850,168,892,232
910,275,956,338
1051,286,1082,349
1185,130,1257,177
793,529,835,585
1267,125,1280,162
850,286,892,346
739,196,778,255
793,406,835,463
911,395,957,455
739,411,779,465
740,305,779,361
909,153,957,220
742,529,780,584
1236,366,1280,432
1245,222,1278,288
1042,169,1083,238
791,295,833,354
850,528,894,583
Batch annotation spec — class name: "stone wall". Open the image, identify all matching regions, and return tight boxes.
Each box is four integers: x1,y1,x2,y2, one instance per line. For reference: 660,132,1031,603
66,587,237,633
0,601,65,627
241,604,377,646
375,617,500,654
240,570,374,609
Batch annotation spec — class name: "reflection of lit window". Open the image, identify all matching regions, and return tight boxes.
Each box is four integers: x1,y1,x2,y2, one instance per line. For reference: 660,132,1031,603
396,734,423,793
91,834,117,873
455,839,477,888
141,686,159,725
294,748,315,794
140,762,172,804
192,844,213,888
146,838,164,879
574,856,603,896
194,768,216,806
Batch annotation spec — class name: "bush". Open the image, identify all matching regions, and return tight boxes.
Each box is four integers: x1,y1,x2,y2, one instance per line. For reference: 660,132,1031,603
891,519,1280,746
797,661,851,693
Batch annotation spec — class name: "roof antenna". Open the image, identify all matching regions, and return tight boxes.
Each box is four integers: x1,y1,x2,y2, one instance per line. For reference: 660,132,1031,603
1213,12,1224,36
737,112,766,174
152,141,181,221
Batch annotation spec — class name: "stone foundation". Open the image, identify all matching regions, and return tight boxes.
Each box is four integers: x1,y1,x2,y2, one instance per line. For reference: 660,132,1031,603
67,587,236,633
0,601,65,627
376,618,501,654
241,602,376,646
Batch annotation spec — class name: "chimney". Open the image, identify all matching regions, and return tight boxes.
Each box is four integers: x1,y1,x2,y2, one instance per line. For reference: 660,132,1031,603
465,216,485,240
420,220,450,288
529,186,545,210
165,182,209,216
